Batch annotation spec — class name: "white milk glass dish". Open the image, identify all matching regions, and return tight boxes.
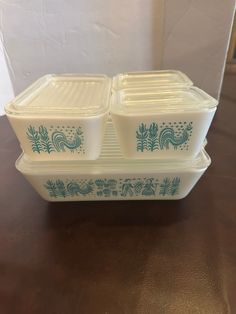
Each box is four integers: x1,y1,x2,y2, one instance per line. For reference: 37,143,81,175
16,123,211,202
5,74,111,161
111,87,217,160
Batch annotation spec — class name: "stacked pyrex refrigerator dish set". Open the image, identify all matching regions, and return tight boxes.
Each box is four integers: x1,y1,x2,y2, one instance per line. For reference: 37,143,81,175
5,70,218,201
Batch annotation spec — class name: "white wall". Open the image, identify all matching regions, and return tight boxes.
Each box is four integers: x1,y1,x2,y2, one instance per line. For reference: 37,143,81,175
163,0,236,99
0,0,164,95
0,0,235,115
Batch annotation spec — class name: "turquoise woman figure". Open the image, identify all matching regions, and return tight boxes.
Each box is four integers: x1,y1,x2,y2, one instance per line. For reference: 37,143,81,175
142,178,156,196
121,179,134,197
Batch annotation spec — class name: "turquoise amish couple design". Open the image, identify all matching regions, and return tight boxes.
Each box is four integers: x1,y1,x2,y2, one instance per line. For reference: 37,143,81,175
26,125,84,154
44,177,181,198
136,121,193,152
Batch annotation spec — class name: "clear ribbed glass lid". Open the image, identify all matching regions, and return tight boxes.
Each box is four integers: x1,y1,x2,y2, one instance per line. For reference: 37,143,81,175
111,87,218,115
5,74,111,116
112,70,193,90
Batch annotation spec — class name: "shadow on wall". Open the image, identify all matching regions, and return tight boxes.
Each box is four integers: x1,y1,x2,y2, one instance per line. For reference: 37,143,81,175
0,0,164,100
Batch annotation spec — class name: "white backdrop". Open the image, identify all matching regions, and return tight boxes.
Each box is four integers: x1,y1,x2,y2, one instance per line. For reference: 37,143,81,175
0,0,235,115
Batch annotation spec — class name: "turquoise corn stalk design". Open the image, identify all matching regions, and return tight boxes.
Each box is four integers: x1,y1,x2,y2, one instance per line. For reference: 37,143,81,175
38,125,54,153
170,177,181,195
136,123,148,152
159,178,171,196
148,122,159,151
44,177,181,199
159,177,181,196
44,180,58,198
27,125,42,153
136,122,193,152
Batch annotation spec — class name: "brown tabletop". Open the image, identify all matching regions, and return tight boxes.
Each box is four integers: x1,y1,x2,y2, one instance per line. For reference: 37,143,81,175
0,73,236,314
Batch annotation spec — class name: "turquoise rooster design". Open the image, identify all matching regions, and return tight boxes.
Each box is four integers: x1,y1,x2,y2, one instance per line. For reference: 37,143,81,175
159,123,192,150
136,122,193,152
44,177,181,198
27,125,84,154
66,181,94,196
52,128,82,152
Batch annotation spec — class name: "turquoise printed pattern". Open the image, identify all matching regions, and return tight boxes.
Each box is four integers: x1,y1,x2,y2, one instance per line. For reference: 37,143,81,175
95,179,118,197
159,177,180,196
44,177,181,198
38,125,54,153
26,125,84,154
136,122,193,152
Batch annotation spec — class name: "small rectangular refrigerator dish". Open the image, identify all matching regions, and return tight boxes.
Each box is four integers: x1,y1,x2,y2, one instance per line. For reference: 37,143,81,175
16,123,211,202
111,87,218,160
112,70,193,91
5,74,111,161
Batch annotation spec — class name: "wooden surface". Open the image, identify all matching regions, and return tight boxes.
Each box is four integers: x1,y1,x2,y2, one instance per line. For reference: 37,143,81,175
0,74,236,314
